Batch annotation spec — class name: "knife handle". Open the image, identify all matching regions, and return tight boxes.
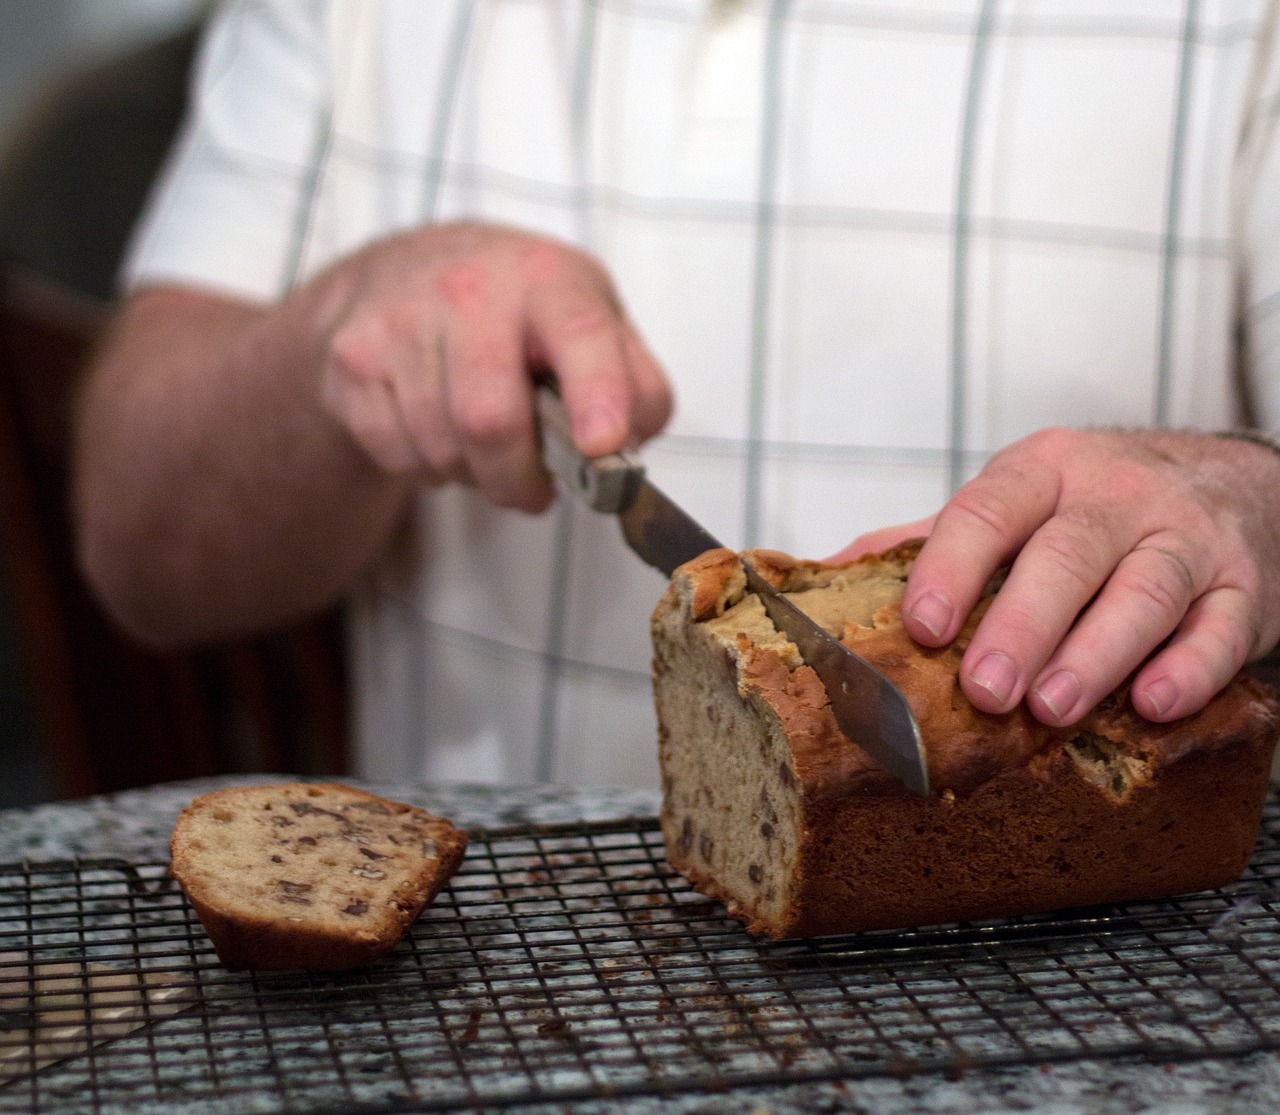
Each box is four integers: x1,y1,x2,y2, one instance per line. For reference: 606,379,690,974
535,385,645,513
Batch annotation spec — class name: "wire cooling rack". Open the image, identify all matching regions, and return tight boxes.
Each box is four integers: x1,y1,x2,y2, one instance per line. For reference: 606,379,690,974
2,797,1280,1115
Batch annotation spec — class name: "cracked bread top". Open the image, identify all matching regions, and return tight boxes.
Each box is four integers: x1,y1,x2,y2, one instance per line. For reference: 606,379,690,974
664,540,1280,800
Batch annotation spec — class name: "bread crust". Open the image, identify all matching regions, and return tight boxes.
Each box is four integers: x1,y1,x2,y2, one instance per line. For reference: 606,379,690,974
170,783,468,970
654,542,1280,938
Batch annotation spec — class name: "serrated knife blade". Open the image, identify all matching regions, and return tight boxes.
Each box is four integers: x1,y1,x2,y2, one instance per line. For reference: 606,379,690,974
535,386,929,796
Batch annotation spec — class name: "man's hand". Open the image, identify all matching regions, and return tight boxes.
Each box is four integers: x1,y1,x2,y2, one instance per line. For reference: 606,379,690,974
317,221,672,512
832,429,1280,726
76,220,672,646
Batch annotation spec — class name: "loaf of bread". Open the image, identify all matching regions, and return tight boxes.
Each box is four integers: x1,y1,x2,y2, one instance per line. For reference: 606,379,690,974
170,783,468,971
652,541,1280,938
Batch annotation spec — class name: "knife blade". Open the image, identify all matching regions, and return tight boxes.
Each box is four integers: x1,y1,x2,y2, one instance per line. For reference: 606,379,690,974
535,386,930,795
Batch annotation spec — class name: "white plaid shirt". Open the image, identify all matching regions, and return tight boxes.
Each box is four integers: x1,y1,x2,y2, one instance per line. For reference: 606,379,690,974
125,0,1280,789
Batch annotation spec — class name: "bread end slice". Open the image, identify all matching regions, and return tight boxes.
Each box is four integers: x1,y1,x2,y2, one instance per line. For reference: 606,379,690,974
170,783,467,971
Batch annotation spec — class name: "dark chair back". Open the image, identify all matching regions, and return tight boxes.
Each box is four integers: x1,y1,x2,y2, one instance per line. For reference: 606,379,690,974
0,267,347,798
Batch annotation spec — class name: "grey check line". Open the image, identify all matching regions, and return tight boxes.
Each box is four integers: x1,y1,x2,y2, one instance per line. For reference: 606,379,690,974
1251,288,1280,323
535,499,579,782
604,0,1257,46
1154,0,1202,426
124,0,302,277
397,0,476,776
277,0,347,297
318,136,1229,258
992,14,1256,45
279,124,332,291
420,3,477,222
1253,87,1280,120
362,600,653,690
534,0,603,785
653,432,992,469
178,132,337,183
742,0,793,549
948,0,998,496
208,2,344,121
205,0,265,90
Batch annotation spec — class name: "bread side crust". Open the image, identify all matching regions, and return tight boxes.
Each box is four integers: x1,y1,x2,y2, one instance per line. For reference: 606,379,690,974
170,783,468,971
777,735,1273,937
653,543,1280,938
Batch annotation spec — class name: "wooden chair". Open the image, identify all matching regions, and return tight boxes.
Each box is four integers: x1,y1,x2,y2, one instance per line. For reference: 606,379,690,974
0,266,348,799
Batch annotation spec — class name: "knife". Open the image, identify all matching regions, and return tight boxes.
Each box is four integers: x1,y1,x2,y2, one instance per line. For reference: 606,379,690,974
535,386,930,795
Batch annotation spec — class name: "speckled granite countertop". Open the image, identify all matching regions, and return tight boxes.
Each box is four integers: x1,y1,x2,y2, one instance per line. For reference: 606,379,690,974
2,776,1278,1115
0,775,662,862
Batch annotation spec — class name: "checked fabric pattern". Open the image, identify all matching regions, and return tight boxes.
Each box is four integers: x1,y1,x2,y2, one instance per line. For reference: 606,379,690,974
125,0,1280,789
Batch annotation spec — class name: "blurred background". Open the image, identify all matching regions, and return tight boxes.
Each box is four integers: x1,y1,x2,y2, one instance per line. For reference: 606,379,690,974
0,0,205,299
0,0,348,807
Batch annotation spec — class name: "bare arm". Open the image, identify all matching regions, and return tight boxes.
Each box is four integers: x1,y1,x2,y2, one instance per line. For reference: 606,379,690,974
75,282,407,646
74,221,672,646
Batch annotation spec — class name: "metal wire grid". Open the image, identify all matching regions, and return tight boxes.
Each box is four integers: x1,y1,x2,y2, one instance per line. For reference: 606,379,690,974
1,798,1280,1115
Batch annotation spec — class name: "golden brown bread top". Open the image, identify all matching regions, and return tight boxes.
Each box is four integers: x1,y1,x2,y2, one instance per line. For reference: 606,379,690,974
664,541,1280,799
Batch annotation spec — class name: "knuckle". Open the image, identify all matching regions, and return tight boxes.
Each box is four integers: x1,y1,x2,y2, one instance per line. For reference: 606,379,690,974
518,240,573,285
1147,544,1197,595
451,391,523,449
328,320,384,386
1112,563,1190,620
1020,426,1078,459
1197,622,1251,676
1051,501,1112,537
434,259,490,307
945,483,1025,541
548,305,619,349
1029,528,1106,593
519,238,617,301
1232,563,1266,611
987,600,1048,646
1209,593,1260,665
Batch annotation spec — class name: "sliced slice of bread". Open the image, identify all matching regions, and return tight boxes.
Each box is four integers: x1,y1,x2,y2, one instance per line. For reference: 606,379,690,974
170,783,467,971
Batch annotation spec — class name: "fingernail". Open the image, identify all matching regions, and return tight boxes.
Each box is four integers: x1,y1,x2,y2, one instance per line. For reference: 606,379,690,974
1139,676,1179,719
970,651,1018,707
907,591,952,640
1034,670,1082,722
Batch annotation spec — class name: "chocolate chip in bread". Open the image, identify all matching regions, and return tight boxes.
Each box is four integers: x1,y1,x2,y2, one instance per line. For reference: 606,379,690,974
652,541,1280,938
170,783,467,970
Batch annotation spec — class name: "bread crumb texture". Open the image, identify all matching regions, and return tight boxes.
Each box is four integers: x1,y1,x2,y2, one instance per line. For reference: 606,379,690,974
653,542,1280,938
170,783,467,971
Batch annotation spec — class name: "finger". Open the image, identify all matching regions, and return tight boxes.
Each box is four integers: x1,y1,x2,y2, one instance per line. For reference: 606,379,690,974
824,515,937,564
620,327,674,445
524,270,634,458
958,502,1134,714
902,442,1062,648
358,299,472,485
1024,543,1204,726
1129,586,1256,722
322,326,424,475
325,374,420,474
443,288,552,513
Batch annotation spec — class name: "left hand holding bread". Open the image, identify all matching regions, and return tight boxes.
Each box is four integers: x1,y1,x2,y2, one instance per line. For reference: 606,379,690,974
833,428,1280,728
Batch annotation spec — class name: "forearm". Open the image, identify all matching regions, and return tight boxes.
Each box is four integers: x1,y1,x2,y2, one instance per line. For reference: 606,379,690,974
75,221,673,646
74,282,413,646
